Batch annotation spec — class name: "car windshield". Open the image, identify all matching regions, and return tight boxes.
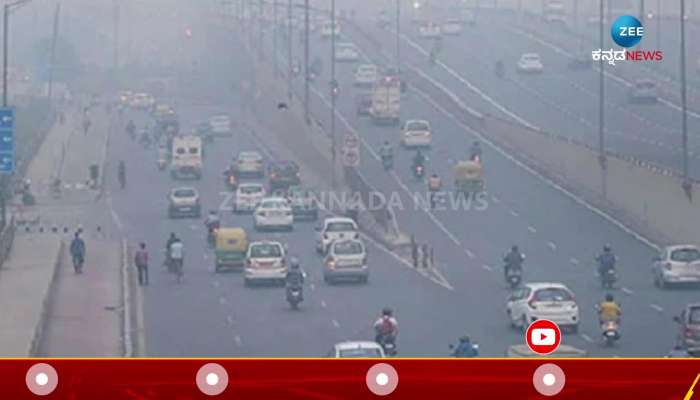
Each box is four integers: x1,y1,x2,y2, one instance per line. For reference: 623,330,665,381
333,241,364,255
670,248,700,263
240,185,263,194
261,199,287,209
250,244,282,258
173,189,196,198
326,222,356,232
523,54,540,61
239,152,261,161
407,121,429,131
338,347,382,358
533,288,573,302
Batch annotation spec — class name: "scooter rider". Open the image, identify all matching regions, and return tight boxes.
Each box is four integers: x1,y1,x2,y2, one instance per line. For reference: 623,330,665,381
379,141,393,162
428,173,442,209
452,335,478,358
412,149,426,169
285,257,305,299
596,244,617,276
503,245,525,279
126,120,136,137
204,210,220,232
374,307,399,344
598,293,622,324
469,141,482,162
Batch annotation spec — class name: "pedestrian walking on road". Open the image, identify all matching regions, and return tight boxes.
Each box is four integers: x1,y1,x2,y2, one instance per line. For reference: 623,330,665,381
410,235,419,268
70,231,86,274
421,244,430,269
134,242,149,286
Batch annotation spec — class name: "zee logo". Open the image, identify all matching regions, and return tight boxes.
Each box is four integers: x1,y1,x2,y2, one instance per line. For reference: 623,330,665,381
611,15,644,48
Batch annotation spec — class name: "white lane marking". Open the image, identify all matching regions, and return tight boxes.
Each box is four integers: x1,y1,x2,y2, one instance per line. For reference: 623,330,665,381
527,226,537,233
465,248,475,259
509,210,520,217
226,315,234,326
621,287,634,296
482,264,493,272
234,335,242,346
570,257,580,265
650,304,664,313
411,86,660,251
189,224,198,230
580,333,594,343
310,282,316,291
331,319,340,328
212,280,221,288
109,200,124,230
218,296,228,305
203,253,209,261
490,195,501,204
547,241,557,251
320,300,327,308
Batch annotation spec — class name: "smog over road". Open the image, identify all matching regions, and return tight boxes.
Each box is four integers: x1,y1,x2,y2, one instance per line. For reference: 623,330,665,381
2,0,700,362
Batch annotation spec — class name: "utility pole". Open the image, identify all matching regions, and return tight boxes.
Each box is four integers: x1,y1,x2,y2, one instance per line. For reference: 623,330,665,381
639,0,645,25
598,0,607,198
47,3,60,105
656,0,660,49
680,0,690,196
287,0,292,101
113,1,119,70
273,0,278,76
257,0,263,60
396,0,400,74
303,0,309,124
330,0,337,188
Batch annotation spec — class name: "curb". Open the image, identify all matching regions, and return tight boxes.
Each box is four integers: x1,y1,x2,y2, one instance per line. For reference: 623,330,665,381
28,239,64,356
120,239,133,357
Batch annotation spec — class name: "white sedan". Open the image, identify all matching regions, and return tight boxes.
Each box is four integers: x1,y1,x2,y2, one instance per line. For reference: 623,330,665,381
401,119,432,148
507,282,580,333
316,217,359,254
209,115,232,136
233,183,265,213
254,197,294,231
329,341,385,358
336,43,360,62
244,241,287,286
517,53,544,73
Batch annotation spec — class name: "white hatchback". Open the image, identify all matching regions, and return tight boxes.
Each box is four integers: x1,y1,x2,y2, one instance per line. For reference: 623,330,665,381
336,43,360,62
653,245,700,288
354,64,378,87
316,217,359,254
401,119,432,148
506,283,580,333
254,197,294,231
209,115,232,136
517,53,544,73
245,241,287,286
324,239,368,283
233,183,265,213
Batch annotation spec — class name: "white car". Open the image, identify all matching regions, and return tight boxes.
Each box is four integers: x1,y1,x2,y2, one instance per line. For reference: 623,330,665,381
653,245,700,288
506,282,580,333
254,197,294,231
401,119,432,148
233,183,265,212
167,187,201,218
336,43,360,62
234,151,265,178
324,239,368,284
418,22,441,38
628,79,658,104
209,115,232,136
244,241,287,286
516,53,544,73
320,20,340,38
441,20,463,35
354,64,378,87
130,92,154,109
315,217,359,254
328,341,385,358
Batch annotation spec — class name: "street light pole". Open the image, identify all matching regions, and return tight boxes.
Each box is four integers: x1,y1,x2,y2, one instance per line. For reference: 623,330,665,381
303,0,309,124
639,0,645,25
273,0,278,76
656,0,661,50
287,0,292,101
396,0,400,74
598,0,607,198
330,0,336,189
680,0,690,194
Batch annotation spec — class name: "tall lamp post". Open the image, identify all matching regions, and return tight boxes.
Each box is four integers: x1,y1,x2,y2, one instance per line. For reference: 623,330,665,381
680,0,691,197
598,0,607,198
330,0,337,188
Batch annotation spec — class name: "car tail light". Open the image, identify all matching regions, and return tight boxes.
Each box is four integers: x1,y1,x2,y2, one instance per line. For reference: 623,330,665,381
354,232,359,239
323,233,329,240
326,258,336,269
684,328,694,338
280,258,286,268
664,262,672,271
528,298,537,310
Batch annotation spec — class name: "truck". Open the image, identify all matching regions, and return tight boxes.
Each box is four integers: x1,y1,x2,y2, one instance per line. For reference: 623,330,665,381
369,75,400,125
170,135,203,180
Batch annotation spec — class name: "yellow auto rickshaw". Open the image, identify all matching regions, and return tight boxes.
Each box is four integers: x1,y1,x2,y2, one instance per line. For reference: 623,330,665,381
454,160,484,193
214,228,249,272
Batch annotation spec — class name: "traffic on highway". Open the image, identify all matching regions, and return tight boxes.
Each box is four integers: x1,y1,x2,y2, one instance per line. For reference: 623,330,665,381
5,0,700,360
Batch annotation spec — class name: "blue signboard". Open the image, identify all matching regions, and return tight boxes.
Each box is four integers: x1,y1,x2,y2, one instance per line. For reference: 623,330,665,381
0,107,15,174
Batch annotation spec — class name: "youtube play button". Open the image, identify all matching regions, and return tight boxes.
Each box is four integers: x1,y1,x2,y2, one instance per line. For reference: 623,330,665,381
525,319,561,355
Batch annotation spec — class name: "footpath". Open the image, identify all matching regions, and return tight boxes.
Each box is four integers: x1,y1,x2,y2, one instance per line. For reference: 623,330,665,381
0,95,124,357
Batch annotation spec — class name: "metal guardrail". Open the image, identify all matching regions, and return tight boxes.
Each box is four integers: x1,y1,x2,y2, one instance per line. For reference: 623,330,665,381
0,215,16,268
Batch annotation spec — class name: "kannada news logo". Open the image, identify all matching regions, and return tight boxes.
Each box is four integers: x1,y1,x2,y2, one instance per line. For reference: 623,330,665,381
592,15,664,66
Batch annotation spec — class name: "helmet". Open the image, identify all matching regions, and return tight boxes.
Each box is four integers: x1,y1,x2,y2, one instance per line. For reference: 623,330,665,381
209,210,217,215
603,244,611,252
511,245,519,253
289,257,300,270
605,293,614,302
382,307,393,317
431,173,438,178
384,140,390,146
459,335,470,342
169,232,176,239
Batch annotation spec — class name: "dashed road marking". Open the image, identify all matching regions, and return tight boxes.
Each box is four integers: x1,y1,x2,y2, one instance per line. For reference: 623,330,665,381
482,264,493,271
570,257,580,265
621,287,634,296
465,249,475,259
650,304,664,313
580,333,594,343
212,280,221,288
226,315,234,326
547,241,557,251
234,335,242,346
491,195,501,204
509,209,520,217
320,300,327,308
527,226,537,233
218,296,228,305
331,319,340,328
310,283,316,291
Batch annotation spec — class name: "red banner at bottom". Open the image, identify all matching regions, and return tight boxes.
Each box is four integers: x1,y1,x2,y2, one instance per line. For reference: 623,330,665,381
3,359,699,399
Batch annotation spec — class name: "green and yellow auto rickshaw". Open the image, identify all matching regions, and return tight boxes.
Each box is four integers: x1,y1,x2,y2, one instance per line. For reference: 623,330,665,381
214,228,249,272
454,160,484,193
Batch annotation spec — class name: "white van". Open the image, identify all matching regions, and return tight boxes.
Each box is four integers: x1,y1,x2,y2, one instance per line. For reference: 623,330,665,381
170,135,203,179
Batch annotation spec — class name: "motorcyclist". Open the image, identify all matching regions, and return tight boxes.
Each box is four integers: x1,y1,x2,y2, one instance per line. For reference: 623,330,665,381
373,307,399,344
204,210,221,233
126,120,136,137
452,336,478,358
596,244,617,275
503,245,524,279
117,160,126,189
412,150,426,169
379,141,393,166
285,257,305,300
469,141,482,162
428,173,442,209
597,293,622,324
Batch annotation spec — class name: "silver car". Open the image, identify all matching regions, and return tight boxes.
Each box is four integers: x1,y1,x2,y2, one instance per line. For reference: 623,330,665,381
234,151,265,178
323,239,368,284
653,245,700,288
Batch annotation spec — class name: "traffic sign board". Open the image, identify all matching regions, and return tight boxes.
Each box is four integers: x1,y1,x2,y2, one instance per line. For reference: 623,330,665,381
342,147,360,167
0,107,15,174
343,132,359,149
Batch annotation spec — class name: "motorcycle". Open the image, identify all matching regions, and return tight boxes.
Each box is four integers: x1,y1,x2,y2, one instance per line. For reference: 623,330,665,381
378,334,397,356
157,158,167,170
448,342,480,357
287,286,303,310
381,154,393,171
601,319,620,346
600,268,617,289
207,226,219,247
412,163,425,180
505,267,522,289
